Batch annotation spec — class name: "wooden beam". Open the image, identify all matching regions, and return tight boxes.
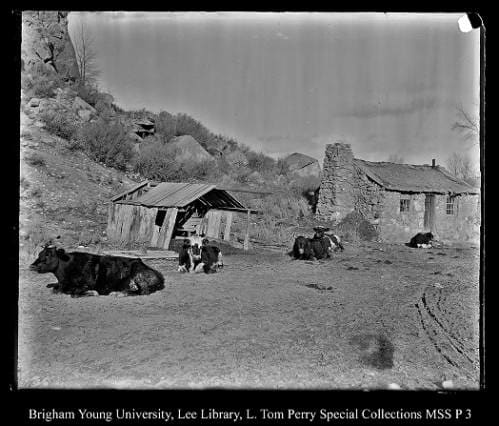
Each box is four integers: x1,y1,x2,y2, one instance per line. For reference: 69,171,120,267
157,207,178,249
214,207,259,214
223,211,233,241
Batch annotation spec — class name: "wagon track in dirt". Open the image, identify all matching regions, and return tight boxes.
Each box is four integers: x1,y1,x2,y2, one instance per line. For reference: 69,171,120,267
415,286,478,377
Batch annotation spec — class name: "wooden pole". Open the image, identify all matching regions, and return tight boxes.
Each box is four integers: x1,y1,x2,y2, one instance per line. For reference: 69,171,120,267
243,209,251,250
223,211,233,241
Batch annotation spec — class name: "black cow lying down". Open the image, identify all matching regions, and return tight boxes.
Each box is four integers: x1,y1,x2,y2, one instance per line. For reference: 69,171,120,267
30,246,165,297
292,227,345,260
292,236,314,260
407,232,435,249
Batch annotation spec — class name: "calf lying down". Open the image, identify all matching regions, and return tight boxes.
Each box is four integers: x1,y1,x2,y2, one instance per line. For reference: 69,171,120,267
178,242,223,274
30,246,165,297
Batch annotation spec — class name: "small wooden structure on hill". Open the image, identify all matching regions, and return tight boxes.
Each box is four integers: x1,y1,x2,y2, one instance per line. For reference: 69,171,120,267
107,181,257,249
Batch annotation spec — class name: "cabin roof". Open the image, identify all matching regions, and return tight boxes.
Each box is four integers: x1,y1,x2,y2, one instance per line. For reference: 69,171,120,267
353,159,479,194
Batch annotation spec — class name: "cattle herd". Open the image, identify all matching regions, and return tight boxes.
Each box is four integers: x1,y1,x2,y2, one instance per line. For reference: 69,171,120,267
29,229,435,297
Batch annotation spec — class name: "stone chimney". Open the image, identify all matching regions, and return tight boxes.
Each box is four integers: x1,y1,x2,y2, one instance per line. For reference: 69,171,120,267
316,143,356,222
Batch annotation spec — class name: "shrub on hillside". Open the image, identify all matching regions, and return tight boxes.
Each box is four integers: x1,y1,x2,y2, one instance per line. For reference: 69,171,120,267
174,113,212,147
246,151,276,174
155,111,177,143
21,64,64,99
77,119,135,171
39,107,79,141
95,98,114,120
276,158,290,176
134,139,222,182
182,158,222,182
74,83,100,107
133,140,180,180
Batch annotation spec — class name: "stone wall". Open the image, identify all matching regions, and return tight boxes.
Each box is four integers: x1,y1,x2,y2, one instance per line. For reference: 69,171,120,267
352,163,385,222
433,194,480,243
378,192,426,242
316,143,356,222
378,192,480,243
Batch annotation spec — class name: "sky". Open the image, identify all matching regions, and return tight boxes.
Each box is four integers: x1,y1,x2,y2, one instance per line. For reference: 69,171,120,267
68,12,480,168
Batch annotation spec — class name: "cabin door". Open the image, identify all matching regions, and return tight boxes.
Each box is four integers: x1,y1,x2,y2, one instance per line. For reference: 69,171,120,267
424,194,436,233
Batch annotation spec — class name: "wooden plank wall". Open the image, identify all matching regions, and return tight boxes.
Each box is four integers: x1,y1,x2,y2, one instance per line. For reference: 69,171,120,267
206,210,222,238
108,204,164,247
156,207,178,249
202,209,233,241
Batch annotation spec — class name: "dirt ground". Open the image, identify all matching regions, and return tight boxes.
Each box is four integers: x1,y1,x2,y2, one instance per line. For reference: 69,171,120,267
17,241,480,390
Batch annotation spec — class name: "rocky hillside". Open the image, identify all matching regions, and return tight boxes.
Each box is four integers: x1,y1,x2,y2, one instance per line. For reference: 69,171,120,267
19,11,325,264
19,109,138,262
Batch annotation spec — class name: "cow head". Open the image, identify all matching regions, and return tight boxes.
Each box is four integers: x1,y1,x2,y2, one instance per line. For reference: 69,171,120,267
30,245,68,273
425,232,435,241
294,236,308,255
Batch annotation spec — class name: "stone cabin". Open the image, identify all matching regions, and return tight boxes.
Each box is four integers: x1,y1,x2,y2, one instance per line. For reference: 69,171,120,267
316,143,480,243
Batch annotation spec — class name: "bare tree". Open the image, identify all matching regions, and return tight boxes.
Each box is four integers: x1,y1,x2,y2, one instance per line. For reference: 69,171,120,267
452,105,479,145
73,22,100,86
447,152,476,185
387,154,404,164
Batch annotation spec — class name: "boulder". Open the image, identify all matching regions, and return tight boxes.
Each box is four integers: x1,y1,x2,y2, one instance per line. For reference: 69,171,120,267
168,135,214,163
78,109,92,122
72,96,97,114
284,152,321,178
128,132,144,143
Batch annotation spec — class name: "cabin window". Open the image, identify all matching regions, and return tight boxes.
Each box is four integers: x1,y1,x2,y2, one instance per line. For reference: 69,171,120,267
155,210,166,227
446,196,455,215
400,195,411,213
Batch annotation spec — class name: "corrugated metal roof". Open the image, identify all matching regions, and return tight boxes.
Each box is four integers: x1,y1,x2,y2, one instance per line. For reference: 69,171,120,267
127,182,216,207
111,180,255,211
354,159,479,195
110,180,149,202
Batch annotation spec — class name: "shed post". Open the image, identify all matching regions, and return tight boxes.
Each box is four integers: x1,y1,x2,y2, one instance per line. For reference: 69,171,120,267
243,209,251,250
223,211,233,241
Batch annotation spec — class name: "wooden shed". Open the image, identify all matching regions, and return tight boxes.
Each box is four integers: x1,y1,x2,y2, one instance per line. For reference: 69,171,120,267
107,181,255,249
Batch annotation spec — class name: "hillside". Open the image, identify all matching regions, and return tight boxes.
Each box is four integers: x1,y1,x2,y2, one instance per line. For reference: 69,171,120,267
19,11,326,265
19,109,140,262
